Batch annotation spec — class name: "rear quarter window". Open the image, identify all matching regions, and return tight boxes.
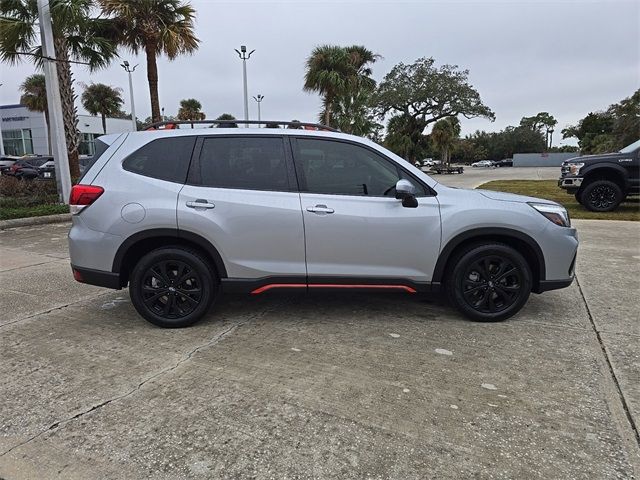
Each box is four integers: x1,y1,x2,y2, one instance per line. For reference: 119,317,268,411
123,136,196,183
79,139,110,182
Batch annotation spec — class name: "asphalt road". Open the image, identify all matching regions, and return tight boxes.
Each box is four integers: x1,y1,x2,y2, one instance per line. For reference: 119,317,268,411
0,210,638,478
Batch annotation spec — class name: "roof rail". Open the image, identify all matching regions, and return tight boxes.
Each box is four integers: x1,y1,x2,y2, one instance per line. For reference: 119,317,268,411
143,119,339,132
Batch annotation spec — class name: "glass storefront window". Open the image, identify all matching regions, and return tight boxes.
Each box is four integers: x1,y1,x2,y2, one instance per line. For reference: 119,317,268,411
79,132,100,156
2,129,34,156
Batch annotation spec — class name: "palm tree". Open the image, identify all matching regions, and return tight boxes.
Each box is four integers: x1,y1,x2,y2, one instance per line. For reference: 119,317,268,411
304,45,379,127
100,0,200,123
177,98,205,126
19,74,50,153
431,117,461,166
0,0,118,178
215,113,237,128
80,83,124,134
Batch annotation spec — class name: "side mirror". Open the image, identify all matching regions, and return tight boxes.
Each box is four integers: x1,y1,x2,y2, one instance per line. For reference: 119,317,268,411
395,179,418,208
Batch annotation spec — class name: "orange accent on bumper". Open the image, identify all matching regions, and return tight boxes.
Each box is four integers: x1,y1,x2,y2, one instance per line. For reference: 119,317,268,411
251,284,307,294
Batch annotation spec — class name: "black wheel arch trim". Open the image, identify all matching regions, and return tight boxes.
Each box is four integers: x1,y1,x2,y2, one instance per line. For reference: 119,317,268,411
580,164,629,188
111,228,228,280
433,227,546,290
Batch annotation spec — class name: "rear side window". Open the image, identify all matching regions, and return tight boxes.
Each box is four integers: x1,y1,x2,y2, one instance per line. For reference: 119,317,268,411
79,139,110,182
123,137,195,183
191,137,289,191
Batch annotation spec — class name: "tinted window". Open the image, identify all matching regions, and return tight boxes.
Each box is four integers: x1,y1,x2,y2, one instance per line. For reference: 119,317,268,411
193,137,289,191
123,137,195,183
295,138,425,197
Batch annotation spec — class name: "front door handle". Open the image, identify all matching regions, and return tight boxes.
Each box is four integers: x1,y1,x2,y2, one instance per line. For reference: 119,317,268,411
186,199,215,209
306,204,334,214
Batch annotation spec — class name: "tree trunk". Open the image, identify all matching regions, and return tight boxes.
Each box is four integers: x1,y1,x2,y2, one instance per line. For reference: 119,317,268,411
53,37,80,179
145,42,161,123
101,113,107,135
323,94,333,127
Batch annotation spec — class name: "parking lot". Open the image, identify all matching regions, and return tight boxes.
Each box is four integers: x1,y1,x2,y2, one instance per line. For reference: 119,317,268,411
1,168,639,479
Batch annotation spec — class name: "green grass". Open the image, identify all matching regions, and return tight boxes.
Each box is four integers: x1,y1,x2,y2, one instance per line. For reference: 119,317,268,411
477,180,640,221
0,195,69,221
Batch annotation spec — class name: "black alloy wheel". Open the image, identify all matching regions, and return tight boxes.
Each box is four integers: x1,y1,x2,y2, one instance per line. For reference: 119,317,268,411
461,255,522,314
446,243,532,322
130,247,216,328
582,180,623,212
141,260,203,319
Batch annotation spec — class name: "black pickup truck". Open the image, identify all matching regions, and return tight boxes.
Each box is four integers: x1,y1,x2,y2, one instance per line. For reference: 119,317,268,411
558,139,640,212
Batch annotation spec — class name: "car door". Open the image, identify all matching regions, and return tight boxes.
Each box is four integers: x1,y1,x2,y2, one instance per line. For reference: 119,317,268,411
291,137,441,283
177,135,306,279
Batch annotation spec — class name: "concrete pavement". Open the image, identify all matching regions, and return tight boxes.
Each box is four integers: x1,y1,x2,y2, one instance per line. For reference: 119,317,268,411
0,218,638,479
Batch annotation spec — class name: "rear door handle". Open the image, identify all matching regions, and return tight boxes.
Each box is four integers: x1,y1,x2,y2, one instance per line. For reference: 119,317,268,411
306,204,334,214
186,199,215,209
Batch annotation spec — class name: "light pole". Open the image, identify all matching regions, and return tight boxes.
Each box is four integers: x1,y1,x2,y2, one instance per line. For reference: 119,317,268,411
235,45,255,126
120,61,138,131
0,83,4,156
38,0,71,203
252,94,264,127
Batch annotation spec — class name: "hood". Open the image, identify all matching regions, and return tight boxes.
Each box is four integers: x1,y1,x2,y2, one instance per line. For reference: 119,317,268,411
564,152,625,164
476,189,557,205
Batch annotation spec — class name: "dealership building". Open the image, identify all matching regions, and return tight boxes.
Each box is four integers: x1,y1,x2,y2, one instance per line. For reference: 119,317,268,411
0,104,134,157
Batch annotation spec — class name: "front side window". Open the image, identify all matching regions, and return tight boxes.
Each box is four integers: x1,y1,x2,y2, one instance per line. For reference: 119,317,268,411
295,138,424,197
123,136,195,183
192,137,289,191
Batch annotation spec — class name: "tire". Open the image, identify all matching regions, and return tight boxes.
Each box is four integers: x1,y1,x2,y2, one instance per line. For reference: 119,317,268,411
129,246,217,328
574,190,583,205
446,243,532,322
581,179,623,212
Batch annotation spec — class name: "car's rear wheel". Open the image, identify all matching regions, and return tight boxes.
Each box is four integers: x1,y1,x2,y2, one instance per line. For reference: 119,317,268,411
581,179,623,212
129,247,217,328
446,243,532,322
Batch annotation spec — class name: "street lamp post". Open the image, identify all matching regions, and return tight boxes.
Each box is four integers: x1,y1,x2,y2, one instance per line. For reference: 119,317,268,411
235,46,255,126
252,94,264,127
0,83,5,156
38,0,71,203
120,61,138,131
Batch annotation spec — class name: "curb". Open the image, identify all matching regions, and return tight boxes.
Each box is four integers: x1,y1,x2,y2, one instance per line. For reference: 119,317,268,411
0,213,71,230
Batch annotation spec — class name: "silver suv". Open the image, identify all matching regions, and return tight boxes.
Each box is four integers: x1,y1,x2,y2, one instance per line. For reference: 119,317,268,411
68,121,578,328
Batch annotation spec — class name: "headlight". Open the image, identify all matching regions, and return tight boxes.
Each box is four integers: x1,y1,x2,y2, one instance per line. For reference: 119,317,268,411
529,202,571,227
569,162,584,175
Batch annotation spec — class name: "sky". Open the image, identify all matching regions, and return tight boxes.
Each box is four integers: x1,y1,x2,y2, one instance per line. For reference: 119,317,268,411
0,0,638,146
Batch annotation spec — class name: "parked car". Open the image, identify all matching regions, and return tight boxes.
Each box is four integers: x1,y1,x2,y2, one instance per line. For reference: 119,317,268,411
471,160,495,168
37,157,56,179
68,120,578,328
495,159,513,167
0,155,20,175
559,139,639,211
5,158,48,179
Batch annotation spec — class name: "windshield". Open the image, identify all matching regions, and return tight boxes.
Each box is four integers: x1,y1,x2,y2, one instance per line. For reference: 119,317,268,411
620,139,640,154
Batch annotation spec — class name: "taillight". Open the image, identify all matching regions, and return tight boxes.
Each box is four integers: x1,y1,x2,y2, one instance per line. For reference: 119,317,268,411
69,184,104,215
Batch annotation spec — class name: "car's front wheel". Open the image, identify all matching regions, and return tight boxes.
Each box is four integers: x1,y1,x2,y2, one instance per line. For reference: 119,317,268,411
129,247,217,328
581,179,623,212
446,243,532,322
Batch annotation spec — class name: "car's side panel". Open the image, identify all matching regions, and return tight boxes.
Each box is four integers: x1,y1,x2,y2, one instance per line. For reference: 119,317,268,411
177,187,306,278
299,194,441,280
436,186,578,283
